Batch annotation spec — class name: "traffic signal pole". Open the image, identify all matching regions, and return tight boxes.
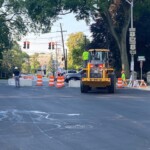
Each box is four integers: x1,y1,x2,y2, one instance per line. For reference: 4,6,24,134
57,23,67,70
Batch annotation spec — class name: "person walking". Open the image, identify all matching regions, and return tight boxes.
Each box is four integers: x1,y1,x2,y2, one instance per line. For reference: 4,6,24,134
82,49,89,67
13,67,20,87
121,70,127,86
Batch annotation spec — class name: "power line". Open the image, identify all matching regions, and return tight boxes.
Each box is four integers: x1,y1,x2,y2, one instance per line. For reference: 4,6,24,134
22,29,91,40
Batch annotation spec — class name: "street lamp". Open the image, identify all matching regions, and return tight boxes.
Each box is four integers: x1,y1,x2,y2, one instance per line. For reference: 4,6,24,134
126,0,136,85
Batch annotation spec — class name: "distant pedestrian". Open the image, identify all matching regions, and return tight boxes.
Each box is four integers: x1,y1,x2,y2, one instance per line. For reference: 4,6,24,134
121,70,127,86
13,67,20,87
82,49,89,67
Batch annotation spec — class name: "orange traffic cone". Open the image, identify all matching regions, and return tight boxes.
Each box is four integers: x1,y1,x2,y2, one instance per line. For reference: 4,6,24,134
60,76,65,87
117,78,123,88
36,75,43,86
49,76,55,86
56,76,63,88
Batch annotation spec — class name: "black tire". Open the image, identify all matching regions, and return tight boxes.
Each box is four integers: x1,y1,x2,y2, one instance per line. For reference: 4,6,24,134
80,81,89,93
65,79,68,83
108,74,116,93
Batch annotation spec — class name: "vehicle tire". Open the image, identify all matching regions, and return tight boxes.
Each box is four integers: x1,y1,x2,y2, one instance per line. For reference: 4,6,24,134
80,81,89,93
108,74,116,93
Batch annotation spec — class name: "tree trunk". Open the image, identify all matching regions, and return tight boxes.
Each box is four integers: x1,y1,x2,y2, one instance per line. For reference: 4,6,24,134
105,8,131,77
120,30,130,77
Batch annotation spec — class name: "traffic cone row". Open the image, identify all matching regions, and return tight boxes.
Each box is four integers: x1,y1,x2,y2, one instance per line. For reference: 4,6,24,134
36,75,65,88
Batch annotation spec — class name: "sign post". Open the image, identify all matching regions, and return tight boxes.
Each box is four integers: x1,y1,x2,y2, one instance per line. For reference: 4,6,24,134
138,56,146,80
129,28,136,82
126,0,136,86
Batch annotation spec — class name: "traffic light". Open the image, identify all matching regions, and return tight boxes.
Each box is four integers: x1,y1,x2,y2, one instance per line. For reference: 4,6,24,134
48,42,55,49
48,42,51,49
52,43,54,49
23,42,26,49
23,41,30,49
27,42,30,49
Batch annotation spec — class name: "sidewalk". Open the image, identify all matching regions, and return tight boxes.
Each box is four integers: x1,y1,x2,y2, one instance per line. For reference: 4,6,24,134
126,85,150,91
0,79,8,85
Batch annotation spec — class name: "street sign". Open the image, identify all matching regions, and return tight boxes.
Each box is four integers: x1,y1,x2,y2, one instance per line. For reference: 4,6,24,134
130,31,136,37
138,56,145,61
130,44,136,50
129,37,136,44
130,50,136,55
138,56,145,80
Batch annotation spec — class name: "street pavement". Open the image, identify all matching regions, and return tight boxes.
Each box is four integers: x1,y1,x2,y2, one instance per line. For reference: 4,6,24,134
0,79,150,150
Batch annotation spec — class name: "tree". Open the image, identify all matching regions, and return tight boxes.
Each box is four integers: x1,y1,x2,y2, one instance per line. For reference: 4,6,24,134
90,18,121,73
30,53,40,74
134,10,150,74
0,0,58,59
67,32,90,69
1,41,29,76
47,54,55,76
1,0,149,76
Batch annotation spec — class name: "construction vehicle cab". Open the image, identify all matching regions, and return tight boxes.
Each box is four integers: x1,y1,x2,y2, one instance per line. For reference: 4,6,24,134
81,49,116,93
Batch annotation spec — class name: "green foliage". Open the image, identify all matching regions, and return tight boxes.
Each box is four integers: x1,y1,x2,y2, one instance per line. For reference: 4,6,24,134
67,32,90,69
133,10,150,74
0,17,11,62
90,18,110,48
134,0,150,20
0,0,150,74
30,53,40,74
89,18,121,71
1,41,29,76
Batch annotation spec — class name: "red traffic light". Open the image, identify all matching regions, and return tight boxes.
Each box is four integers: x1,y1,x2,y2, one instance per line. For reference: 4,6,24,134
23,42,26,48
27,41,30,49
48,42,55,49
23,41,30,49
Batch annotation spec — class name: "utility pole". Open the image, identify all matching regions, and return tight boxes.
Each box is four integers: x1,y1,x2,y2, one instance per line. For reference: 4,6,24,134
65,49,67,71
57,23,67,70
84,35,87,49
55,42,58,71
126,0,136,85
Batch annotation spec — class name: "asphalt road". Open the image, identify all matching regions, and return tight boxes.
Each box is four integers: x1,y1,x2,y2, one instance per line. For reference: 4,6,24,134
0,84,150,150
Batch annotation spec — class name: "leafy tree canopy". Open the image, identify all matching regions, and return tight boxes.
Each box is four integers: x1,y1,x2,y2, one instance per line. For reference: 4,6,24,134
1,0,150,75
67,32,90,69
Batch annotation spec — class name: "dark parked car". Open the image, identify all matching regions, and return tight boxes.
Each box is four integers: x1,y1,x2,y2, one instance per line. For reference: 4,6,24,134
65,70,83,83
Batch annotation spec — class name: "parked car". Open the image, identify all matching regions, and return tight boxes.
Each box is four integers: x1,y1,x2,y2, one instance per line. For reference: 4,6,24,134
66,70,77,73
65,70,84,83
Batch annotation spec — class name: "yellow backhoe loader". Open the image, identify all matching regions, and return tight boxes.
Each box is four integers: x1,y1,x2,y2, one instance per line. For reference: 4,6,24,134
81,49,116,93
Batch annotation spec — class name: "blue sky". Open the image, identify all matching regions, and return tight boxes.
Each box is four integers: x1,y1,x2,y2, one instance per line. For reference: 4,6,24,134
20,13,92,54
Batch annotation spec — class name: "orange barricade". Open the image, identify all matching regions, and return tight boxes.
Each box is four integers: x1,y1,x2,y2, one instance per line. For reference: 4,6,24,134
23,75,34,80
49,76,55,86
36,75,43,86
139,80,147,88
56,76,63,88
117,78,123,88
